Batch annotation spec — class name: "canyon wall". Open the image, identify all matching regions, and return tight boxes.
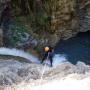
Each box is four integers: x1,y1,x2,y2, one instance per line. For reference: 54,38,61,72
0,0,90,49
49,0,90,46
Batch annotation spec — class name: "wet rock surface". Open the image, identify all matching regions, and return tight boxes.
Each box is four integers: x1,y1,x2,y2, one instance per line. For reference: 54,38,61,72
0,59,90,86
77,1,90,32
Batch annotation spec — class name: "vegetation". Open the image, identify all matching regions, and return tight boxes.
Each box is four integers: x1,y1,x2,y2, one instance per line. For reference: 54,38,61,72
10,0,51,33
0,0,78,48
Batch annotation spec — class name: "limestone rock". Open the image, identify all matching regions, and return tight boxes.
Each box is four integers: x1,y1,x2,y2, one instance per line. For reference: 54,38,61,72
0,59,90,86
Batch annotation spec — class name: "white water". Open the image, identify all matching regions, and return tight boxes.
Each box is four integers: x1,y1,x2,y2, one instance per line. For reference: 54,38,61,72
0,47,67,66
0,47,39,63
53,54,67,66
27,77,90,90
44,54,67,66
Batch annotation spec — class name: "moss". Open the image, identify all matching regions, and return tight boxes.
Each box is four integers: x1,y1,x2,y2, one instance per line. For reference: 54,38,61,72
6,21,29,47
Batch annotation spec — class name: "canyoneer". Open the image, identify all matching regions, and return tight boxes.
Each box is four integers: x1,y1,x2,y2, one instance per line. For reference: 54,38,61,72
41,46,54,67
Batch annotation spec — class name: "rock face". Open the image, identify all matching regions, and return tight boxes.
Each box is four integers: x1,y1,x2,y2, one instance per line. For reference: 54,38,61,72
0,0,90,49
45,0,76,45
0,60,42,85
48,0,90,45
77,0,90,32
0,59,90,85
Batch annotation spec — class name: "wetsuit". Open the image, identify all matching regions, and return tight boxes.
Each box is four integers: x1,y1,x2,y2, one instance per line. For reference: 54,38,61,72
41,47,54,67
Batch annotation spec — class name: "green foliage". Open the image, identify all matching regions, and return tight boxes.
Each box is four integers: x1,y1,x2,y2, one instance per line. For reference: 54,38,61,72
36,10,48,25
8,23,29,47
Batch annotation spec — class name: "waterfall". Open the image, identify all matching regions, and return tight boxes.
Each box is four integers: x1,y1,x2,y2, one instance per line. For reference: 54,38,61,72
0,47,67,66
0,47,40,63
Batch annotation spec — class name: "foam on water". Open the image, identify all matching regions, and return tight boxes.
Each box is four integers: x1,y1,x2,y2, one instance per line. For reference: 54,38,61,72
53,54,67,65
0,47,67,66
43,54,67,66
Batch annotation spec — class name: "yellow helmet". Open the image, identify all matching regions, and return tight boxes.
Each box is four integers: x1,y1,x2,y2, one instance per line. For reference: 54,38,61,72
44,46,49,52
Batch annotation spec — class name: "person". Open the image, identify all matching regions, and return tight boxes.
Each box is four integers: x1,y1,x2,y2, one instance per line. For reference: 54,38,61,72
0,1,12,46
41,46,54,67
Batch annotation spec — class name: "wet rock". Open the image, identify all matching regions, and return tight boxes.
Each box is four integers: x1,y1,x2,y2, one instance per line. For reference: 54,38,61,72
0,60,23,85
20,33,30,42
0,59,90,86
79,5,90,32
76,61,90,74
18,66,41,81
30,39,38,47
62,30,73,40
0,73,22,85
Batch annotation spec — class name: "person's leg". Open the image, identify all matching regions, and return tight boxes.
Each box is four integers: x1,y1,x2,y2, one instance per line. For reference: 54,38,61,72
50,56,53,67
41,57,45,64
41,53,47,64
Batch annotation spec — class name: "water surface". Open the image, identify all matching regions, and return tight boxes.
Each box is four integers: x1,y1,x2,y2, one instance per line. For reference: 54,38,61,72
55,31,90,65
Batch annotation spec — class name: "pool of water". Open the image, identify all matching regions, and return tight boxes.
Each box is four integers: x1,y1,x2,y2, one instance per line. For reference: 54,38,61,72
55,31,90,65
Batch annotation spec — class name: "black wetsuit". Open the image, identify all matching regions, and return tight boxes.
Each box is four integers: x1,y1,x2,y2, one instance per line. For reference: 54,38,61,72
41,47,54,67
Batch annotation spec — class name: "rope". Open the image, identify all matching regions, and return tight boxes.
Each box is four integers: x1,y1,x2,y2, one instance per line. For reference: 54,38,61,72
39,56,49,86
39,63,47,85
